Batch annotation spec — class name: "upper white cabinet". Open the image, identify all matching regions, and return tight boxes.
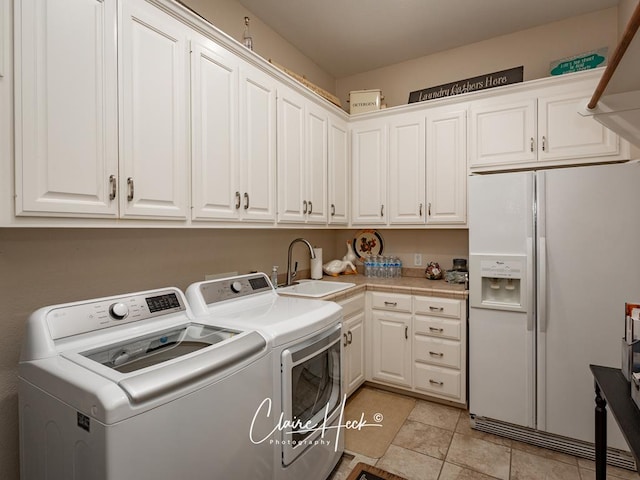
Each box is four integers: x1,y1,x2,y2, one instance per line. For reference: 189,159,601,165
388,112,426,224
470,77,629,172
351,118,388,225
239,65,278,221
119,0,190,219
191,36,276,222
425,106,467,225
15,0,118,217
277,85,327,224
328,114,349,225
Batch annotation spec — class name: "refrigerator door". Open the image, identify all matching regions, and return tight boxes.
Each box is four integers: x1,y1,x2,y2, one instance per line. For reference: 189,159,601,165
469,172,536,428
538,163,640,451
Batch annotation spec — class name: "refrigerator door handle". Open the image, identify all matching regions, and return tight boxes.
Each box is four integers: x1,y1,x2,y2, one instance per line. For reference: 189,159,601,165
526,236,535,332
538,236,547,333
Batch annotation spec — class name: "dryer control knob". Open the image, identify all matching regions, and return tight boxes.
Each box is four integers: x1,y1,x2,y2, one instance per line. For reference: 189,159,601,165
109,302,129,320
230,281,243,293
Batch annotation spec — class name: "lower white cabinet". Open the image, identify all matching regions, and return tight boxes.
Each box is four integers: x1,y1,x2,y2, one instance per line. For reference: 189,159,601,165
370,293,412,388
367,291,467,404
338,293,366,397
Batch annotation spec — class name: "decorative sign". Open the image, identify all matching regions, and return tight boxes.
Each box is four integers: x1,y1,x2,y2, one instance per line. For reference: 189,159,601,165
549,47,607,76
408,66,524,104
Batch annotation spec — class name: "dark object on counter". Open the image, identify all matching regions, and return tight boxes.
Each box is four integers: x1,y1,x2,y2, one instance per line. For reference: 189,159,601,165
452,258,467,272
444,270,468,284
424,262,443,280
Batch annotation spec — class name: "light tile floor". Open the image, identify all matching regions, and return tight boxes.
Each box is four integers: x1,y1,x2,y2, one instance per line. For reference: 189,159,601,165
328,387,639,480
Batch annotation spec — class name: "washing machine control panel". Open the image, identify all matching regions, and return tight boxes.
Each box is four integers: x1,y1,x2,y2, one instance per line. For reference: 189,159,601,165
46,288,187,340
198,273,273,305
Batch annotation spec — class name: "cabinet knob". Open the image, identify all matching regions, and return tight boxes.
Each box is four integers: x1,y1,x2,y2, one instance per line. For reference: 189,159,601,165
308,201,313,214
419,203,423,216
331,204,335,216
380,204,385,217
343,333,348,347
244,192,250,210
542,135,546,151
428,202,431,216
405,325,408,339
235,191,241,209
347,330,352,345
530,137,535,152
303,200,308,214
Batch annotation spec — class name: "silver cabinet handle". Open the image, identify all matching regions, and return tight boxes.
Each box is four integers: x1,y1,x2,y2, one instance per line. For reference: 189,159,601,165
542,135,546,151
303,200,308,214
429,379,444,386
428,202,431,216
429,306,444,312
429,351,444,357
127,177,134,201
343,333,348,347
347,331,352,345
244,192,249,210
530,137,534,152
235,191,241,209
380,204,384,217
331,204,335,216
308,201,313,214
419,203,423,216
109,175,116,200
384,301,397,307
405,325,408,340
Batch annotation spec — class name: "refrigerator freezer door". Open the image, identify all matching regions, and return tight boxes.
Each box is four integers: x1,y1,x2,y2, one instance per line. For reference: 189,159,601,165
469,172,535,428
538,163,640,451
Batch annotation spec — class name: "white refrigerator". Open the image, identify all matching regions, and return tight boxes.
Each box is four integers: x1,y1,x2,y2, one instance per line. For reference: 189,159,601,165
468,161,640,465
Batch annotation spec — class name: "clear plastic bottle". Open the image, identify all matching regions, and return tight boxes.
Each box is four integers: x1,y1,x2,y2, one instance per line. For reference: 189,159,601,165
271,266,278,288
243,16,253,51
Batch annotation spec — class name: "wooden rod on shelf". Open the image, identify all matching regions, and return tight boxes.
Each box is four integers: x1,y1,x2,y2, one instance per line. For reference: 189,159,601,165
587,1,640,110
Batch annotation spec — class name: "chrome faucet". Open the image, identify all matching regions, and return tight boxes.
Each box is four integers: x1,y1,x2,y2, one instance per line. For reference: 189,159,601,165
286,238,316,286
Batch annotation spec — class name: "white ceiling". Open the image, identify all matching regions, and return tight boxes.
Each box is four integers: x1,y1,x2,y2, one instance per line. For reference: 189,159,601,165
238,0,620,78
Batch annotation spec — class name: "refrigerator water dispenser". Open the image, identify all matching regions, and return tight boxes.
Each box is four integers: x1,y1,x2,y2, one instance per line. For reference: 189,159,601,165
469,254,527,312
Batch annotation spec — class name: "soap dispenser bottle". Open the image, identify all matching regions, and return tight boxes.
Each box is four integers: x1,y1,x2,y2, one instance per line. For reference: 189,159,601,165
271,266,278,288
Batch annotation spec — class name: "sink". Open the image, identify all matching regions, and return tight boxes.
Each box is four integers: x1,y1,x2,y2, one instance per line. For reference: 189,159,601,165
277,280,355,298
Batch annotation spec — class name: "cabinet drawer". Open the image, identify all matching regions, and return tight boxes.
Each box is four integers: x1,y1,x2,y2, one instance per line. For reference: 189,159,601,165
370,292,411,312
414,335,460,369
414,315,460,340
338,293,365,318
413,296,461,318
414,363,461,399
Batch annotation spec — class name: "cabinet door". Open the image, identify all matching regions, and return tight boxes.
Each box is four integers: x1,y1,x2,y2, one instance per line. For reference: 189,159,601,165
538,92,620,162
345,311,365,396
191,39,239,220
15,0,118,216
351,120,387,225
470,98,536,167
388,113,426,224
426,107,467,225
371,310,411,387
328,115,349,225
240,65,277,222
277,87,306,223
305,103,328,224
120,0,189,218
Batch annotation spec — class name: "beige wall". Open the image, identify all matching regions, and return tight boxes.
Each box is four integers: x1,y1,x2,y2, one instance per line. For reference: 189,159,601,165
182,0,336,94
336,8,619,109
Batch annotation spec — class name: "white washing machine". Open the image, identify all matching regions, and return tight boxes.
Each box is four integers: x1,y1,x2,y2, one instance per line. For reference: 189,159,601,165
19,286,275,480
186,273,345,480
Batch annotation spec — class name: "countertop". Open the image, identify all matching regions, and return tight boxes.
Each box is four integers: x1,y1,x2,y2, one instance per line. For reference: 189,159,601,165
280,274,468,302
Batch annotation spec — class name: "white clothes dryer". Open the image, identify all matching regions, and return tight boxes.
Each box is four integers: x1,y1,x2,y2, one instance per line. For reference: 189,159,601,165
186,273,345,480
19,287,274,480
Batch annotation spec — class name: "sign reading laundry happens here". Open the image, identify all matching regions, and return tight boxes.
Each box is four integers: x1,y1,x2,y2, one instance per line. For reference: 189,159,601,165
408,66,524,104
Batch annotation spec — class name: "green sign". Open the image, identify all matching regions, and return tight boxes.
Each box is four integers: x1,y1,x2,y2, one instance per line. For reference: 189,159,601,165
550,48,607,76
